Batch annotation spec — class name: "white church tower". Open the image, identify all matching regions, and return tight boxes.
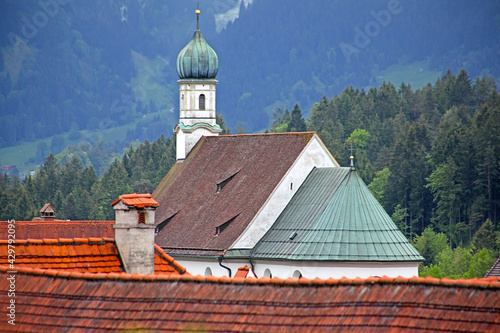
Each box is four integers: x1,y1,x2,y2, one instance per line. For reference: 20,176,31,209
175,9,222,160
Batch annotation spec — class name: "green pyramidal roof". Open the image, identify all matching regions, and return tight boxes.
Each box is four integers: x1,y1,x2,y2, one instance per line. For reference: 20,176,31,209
250,167,423,262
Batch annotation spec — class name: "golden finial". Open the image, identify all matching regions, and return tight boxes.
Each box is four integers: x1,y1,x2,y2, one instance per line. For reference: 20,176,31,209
195,2,200,31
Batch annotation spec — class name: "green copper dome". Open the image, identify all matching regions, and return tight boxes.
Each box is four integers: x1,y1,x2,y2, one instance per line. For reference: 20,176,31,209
176,11,218,79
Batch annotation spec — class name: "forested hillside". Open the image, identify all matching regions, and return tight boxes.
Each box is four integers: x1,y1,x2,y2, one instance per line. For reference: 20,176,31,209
267,69,500,278
1,69,499,278
1,1,499,174
0,1,499,278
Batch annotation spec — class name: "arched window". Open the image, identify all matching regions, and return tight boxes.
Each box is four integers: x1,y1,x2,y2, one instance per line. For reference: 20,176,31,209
263,269,272,278
199,94,206,110
204,267,212,276
292,270,302,279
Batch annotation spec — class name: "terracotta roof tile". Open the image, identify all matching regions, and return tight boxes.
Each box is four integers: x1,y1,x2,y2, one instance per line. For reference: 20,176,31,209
154,133,317,254
111,193,159,208
0,266,498,332
0,220,115,239
0,239,189,276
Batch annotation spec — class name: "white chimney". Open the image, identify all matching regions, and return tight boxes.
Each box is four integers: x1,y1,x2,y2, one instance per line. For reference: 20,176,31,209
112,193,158,275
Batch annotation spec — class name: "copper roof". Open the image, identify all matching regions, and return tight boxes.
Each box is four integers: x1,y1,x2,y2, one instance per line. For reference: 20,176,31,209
0,238,187,275
0,220,115,239
111,193,159,208
153,132,316,254
1,266,499,332
250,167,423,262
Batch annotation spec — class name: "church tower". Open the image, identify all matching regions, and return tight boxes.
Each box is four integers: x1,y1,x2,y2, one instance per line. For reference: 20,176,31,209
175,9,222,160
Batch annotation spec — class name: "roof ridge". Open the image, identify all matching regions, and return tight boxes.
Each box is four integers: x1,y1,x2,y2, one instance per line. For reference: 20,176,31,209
1,265,498,288
0,237,115,245
217,132,316,138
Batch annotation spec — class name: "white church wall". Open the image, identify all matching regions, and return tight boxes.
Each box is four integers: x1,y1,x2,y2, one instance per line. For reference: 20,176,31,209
176,130,186,160
174,258,248,277
185,127,218,154
230,134,340,250
179,80,217,119
252,260,420,279
177,126,219,160
175,257,419,279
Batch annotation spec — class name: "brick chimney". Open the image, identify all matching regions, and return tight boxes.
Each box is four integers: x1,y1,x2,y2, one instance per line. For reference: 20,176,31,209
111,193,158,275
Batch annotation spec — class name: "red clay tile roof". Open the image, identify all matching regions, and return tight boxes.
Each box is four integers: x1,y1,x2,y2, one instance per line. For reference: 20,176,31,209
0,266,499,332
0,220,115,239
485,256,500,277
111,193,159,208
153,132,316,254
0,238,187,275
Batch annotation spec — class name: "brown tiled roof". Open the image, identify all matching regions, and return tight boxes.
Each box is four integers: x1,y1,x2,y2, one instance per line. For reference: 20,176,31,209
0,238,187,275
0,220,115,239
153,132,316,254
111,193,159,208
1,266,499,332
162,247,226,257
485,256,500,277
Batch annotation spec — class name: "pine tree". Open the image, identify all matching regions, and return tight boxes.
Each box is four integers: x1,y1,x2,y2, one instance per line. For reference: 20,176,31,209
453,69,473,108
426,158,463,247
62,192,78,220
35,153,61,205
60,156,84,196
288,104,307,132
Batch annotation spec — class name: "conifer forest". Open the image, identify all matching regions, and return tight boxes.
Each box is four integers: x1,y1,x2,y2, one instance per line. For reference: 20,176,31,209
1,69,499,278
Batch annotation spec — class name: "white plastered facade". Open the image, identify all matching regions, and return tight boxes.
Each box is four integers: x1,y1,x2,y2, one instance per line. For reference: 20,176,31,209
172,258,419,279
175,79,220,160
248,260,419,279
178,79,217,126
230,134,339,250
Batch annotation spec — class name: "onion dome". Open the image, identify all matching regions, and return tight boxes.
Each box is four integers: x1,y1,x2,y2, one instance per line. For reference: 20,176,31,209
176,10,219,79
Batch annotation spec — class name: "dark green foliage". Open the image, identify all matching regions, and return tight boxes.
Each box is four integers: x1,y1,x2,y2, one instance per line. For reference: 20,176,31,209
216,114,231,135
413,228,450,267
288,104,307,132
268,108,291,133
267,104,307,134
0,135,176,221
301,71,499,248
275,70,500,278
